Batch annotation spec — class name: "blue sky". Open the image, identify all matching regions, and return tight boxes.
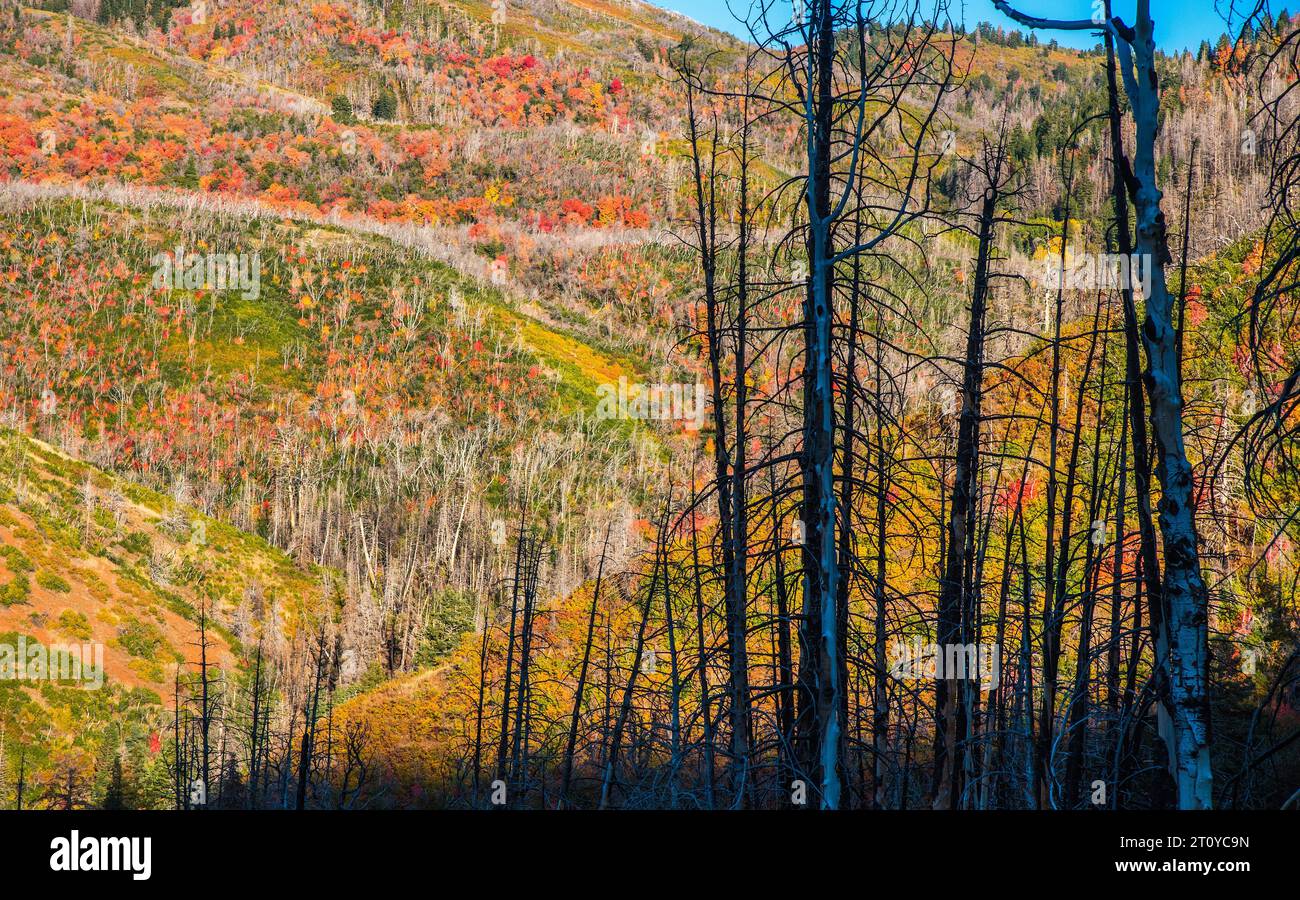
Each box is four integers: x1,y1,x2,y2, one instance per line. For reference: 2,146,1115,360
656,1,1259,52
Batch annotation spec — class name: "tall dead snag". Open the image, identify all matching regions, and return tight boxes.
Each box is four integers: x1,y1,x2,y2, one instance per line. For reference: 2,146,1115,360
688,467,718,808
173,663,184,810
295,625,329,810
599,496,671,809
767,454,797,806
494,505,528,796
726,72,754,806
247,638,265,809
869,324,893,809
674,43,753,804
1102,15,1165,806
1064,296,1114,809
798,0,844,811
560,524,610,808
1037,113,1105,809
509,538,542,798
994,0,1213,810
933,134,1012,809
748,0,956,810
471,602,490,807
191,595,215,808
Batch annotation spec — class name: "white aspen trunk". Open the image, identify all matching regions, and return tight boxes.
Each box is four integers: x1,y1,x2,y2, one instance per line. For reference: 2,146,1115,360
1122,2,1213,810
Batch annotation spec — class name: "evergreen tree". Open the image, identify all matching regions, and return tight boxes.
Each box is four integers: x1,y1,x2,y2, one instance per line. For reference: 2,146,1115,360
371,87,398,121
101,753,126,810
331,94,355,124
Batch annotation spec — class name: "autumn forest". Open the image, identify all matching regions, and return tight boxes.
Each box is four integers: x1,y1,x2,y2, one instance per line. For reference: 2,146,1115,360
0,0,1295,830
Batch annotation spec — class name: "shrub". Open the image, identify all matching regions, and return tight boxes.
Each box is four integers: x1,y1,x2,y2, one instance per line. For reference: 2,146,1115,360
128,657,165,684
56,609,92,640
0,574,29,606
121,531,151,556
117,618,164,661
0,544,33,573
37,571,71,593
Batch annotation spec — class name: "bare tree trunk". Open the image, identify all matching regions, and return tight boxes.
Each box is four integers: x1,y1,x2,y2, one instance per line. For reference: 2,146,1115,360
560,524,610,808
799,0,843,810
599,499,669,809
935,143,1005,809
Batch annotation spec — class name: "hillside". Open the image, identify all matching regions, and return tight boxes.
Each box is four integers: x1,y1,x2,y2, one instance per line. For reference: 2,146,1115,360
0,424,324,806
0,155,671,806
